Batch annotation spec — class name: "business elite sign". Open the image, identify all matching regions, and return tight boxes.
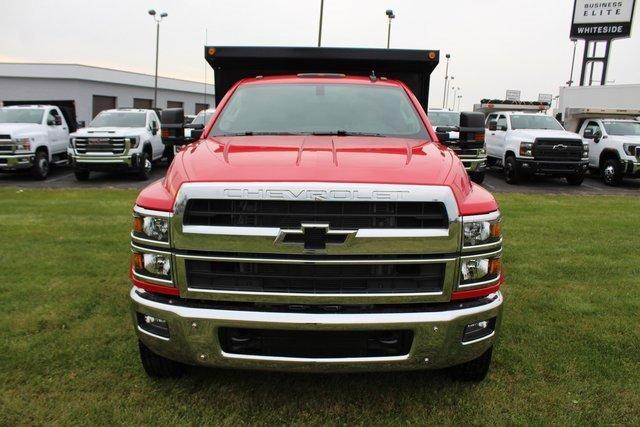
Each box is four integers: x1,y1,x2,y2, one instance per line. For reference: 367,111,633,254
571,0,636,39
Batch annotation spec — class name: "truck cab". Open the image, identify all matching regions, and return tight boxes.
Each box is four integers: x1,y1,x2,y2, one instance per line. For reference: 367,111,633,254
0,105,71,179
484,111,588,185
428,108,487,183
69,108,164,181
563,109,640,186
130,47,503,382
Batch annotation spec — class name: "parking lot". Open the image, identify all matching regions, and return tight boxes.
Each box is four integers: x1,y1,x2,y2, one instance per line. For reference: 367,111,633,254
2,162,638,195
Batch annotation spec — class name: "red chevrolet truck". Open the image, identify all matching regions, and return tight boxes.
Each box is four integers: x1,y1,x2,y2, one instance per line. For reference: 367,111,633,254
129,47,504,381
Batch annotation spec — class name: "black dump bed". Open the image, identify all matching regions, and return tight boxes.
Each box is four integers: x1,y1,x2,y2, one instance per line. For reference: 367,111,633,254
205,46,440,111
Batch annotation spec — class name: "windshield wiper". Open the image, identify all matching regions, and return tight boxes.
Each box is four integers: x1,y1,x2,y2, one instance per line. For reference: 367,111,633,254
311,130,386,137
216,131,302,136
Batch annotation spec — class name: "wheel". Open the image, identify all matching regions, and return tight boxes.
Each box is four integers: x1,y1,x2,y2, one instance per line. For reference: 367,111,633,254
30,150,50,180
565,173,584,186
138,340,184,378
449,347,493,382
504,156,522,185
602,159,623,186
163,146,175,164
469,171,485,184
73,168,90,181
136,151,152,180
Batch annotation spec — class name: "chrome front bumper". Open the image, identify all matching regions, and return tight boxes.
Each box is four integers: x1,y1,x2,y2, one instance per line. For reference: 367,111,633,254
71,154,134,166
0,153,34,169
460,156,487,172
622,159,640,176
131,287,503,372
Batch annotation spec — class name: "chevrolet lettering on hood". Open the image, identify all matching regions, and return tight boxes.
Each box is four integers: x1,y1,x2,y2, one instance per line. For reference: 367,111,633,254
223,188,411,201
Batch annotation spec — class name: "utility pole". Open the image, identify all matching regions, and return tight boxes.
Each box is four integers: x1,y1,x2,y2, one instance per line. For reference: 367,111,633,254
318,0,324,47
442,54,450,108
567,38,577,86
385,9,395,48
148,9,168,109
456,94,462,112
445,77,454,109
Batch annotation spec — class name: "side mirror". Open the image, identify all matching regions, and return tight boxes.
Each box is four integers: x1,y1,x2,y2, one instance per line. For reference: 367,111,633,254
54,116,62,126
151,121,159,135
488,120,497,131
191,128,204,141
583,129,594,139
184,123,204,130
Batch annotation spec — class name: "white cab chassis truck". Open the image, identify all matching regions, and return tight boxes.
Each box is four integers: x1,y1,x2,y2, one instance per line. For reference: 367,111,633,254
564,108,640,186
484,111,588,185
69,109,164,181
0,105,72,179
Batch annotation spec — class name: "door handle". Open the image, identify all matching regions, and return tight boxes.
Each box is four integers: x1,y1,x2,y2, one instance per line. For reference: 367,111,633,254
491,133,495,135
63,127,68,130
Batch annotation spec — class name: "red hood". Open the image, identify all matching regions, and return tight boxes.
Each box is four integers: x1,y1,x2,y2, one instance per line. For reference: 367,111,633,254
181,135,452,184
139,135,497,216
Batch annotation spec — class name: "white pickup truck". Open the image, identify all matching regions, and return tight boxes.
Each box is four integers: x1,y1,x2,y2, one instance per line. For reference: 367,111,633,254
0,105,71,179
69,108,164,181
484,111,589,185
563,108,640,186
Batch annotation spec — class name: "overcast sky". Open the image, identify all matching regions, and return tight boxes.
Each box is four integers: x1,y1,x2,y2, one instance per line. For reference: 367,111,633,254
1,0,639,110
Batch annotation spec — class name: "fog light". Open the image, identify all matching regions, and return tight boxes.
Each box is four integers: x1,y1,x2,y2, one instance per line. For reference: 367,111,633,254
462,317,496,343
137,312,170,338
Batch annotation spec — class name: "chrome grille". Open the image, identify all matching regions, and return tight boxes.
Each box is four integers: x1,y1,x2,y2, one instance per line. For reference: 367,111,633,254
75,137,126,154
183,199,449,229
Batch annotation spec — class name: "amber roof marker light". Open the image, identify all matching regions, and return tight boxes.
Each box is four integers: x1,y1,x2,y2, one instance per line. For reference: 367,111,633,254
208,47,216,56
428,51,437,61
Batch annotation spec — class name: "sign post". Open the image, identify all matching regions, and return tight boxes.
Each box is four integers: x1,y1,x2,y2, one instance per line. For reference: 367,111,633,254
570,0,636,86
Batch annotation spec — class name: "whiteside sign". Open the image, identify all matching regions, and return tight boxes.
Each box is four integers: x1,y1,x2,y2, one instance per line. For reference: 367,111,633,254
571,0,636,38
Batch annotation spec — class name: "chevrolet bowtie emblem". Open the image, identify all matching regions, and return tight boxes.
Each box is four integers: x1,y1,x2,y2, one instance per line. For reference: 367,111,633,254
274,223,356,252
552,144,567,150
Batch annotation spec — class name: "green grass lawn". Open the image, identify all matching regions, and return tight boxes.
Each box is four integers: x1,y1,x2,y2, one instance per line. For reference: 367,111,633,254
0,188,638,425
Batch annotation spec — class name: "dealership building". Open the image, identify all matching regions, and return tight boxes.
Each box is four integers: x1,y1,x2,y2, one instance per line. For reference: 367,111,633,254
0,63,215,126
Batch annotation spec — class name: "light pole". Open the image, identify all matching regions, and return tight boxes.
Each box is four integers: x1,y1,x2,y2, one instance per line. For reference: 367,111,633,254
442,54,450,108
446,77,454,109
567,38,577,86
386,9,395,48
456,94,462,112
148,9,168,109
450,86,459,110
318,0,324,47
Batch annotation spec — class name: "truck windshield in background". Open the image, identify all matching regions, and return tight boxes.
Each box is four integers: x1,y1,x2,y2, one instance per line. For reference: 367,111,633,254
90,112,146,128
211,83,428,139
0,108,44,124
429,111,460,127
192,110,214,126
603,121,640,136
510,115,564,131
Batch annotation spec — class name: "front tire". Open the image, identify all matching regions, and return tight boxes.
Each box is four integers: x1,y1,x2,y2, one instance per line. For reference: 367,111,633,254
602,159,623,186
138,340,184,378
30,151,50,180
136,151,152,181
469,171,485,184
449,347,493,382
504,155,522,185
565,173,584,186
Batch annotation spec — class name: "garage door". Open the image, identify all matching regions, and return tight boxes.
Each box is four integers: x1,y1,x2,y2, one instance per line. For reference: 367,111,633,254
167,101,183,109
134,98,153,109
92,95,116,118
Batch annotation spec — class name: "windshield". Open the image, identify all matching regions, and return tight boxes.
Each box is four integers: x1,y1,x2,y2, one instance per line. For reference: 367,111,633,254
211,83,428,139
0,108,44,124
428,111,460,127
90,112,146,128
510,115,564,131
192,110,214,126
603,121,640,136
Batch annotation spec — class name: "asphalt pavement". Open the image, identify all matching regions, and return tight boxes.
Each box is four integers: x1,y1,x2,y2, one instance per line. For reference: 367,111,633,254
1,163,638,196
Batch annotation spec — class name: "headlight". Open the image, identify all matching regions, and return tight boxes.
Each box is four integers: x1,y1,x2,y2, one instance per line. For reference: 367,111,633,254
623,143,639,157
582,144,589,158
478,148,486,156
132,251,172,280
463,213,501,247
126,137,139,148
460,253,502,287
519,142,533,157
132,210,169,242
14,137,31,151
